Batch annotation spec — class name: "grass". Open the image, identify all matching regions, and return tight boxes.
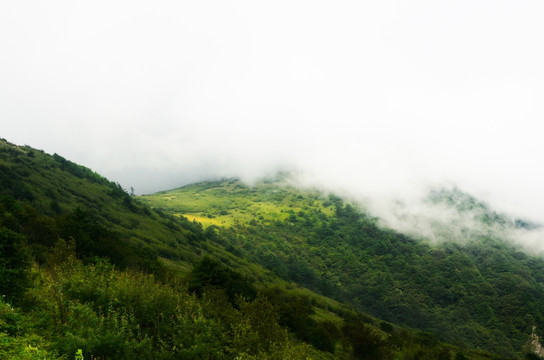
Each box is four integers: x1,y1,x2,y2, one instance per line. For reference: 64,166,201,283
139,178,336,229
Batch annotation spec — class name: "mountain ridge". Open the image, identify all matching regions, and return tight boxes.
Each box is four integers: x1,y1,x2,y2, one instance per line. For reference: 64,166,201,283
0,137,542,359
141,177,544,357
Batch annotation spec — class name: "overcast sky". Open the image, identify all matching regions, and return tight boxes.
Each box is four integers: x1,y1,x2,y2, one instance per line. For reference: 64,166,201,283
1,1,544,224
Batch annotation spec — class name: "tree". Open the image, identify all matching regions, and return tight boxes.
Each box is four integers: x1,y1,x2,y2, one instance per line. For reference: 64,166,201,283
188,257,256,303
0,227,32,303
342,320,392,360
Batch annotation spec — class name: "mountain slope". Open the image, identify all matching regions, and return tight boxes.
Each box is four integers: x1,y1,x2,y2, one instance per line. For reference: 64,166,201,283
0,139,286,281
141,177,544,357
1,139,200,271
1,139,353,359
0,138,538,358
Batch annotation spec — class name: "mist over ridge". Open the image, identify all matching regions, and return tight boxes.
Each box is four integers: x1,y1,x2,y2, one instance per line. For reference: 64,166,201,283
2,0,543,246
260,170,542,256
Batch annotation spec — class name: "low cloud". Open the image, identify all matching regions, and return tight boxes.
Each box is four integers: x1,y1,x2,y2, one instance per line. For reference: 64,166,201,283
1,1,543,250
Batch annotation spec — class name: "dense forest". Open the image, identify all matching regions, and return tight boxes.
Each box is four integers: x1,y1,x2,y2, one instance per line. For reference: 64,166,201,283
141,179,544,358
1,138,543,359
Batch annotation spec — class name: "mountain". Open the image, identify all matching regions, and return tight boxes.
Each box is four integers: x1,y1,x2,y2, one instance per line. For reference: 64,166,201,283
140,177,544,358
0,139,287,279
0,137,542,359
0,139,328,359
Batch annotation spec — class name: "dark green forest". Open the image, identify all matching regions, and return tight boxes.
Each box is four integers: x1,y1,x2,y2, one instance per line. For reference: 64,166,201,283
210,195,544,355
1,138,543,359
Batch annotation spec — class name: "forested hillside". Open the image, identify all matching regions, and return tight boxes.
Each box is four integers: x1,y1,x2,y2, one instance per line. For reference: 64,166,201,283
141,178,544,358
0,138,541,359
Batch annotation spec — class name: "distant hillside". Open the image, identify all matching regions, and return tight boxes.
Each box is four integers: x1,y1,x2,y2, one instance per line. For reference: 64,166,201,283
141,178,544,358
427,186,542,233
139,178,336,227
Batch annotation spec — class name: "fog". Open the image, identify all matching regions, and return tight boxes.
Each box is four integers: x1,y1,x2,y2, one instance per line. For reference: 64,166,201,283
2,1,544,247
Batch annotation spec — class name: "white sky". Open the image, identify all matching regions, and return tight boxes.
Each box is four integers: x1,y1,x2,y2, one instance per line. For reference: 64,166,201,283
1,1,544,223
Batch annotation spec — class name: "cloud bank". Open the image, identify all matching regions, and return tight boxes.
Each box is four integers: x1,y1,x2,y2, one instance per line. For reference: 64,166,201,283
2,1,544,234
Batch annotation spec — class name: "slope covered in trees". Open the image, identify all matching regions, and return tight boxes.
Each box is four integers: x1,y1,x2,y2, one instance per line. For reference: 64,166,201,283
141,178,544,358
0,138,539,359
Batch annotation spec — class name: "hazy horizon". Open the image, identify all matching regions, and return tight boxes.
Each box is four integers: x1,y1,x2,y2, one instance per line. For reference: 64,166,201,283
2,1,544,228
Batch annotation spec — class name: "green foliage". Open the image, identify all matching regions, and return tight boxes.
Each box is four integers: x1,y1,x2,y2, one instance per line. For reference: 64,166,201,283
525,353,544,360
261,287,339,353
0,299,60,359
454,351,469,360
147,178,544,358
16,253,336,359
188,256,257,303
341,319,392,360
0,332,59,360
231,294,287,355
0,139,537,359
0,139,214,274
0,227,32,303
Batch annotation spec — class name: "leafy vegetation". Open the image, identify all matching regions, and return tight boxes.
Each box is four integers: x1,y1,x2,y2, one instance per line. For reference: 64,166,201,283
142,177,544,358
1,138,542,358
